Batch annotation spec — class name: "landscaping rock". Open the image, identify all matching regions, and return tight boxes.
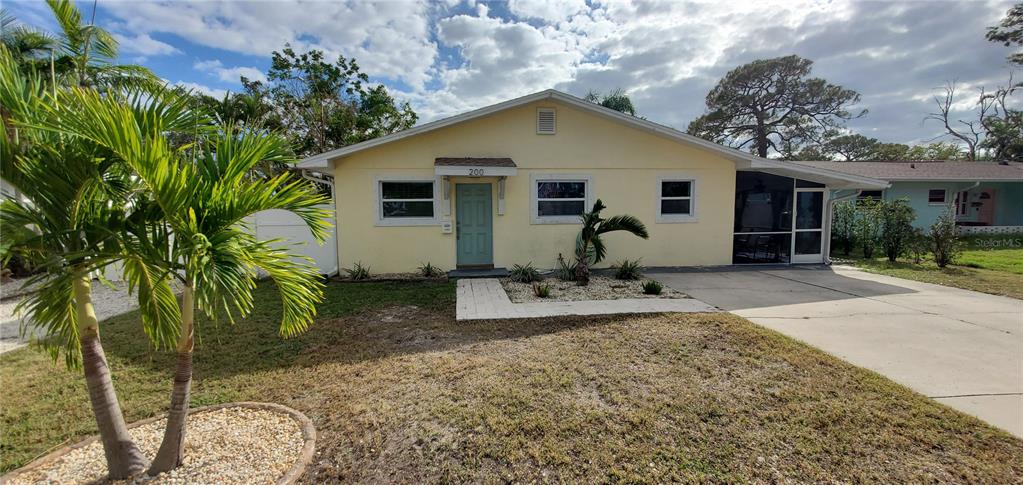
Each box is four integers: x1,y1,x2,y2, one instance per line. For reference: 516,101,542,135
4,403,315,485
500,275,687,303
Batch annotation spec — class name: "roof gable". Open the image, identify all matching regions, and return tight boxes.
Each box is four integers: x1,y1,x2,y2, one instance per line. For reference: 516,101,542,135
296,89,887,189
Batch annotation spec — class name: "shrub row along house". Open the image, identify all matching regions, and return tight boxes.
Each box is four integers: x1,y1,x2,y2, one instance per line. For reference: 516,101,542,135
295,89,889,272
794,160,1023,233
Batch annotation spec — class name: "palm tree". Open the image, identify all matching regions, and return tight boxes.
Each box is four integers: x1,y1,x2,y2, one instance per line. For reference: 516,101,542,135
0,47,183,479
37,0,157,90
43,86,333,474
574,200,649,285
1,9,57,70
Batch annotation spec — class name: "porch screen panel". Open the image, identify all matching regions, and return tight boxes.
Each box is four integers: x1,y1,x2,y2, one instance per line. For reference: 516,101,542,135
733,171,795,264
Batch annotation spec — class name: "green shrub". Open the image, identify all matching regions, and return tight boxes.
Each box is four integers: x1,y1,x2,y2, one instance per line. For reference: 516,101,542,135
555,253,577,281
642,280,663,295
532,282,551,298
930,211,961,268
831,200,857,256
880,198,917,262
907,227,929,264
345,261,371,280
855,198,883,259
612,259,644,280
418,262,444,278
509,262,541,283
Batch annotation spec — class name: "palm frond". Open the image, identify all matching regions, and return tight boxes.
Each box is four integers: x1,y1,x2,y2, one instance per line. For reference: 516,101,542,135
241,239,323,337
122,255,180,350
596,215,649,239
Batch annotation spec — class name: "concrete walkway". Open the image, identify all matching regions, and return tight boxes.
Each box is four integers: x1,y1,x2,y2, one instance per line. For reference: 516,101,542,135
650,265,1023,438
456,278,717,320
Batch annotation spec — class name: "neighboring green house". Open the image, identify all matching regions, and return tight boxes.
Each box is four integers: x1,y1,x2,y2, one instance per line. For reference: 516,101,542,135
795,161,1023,234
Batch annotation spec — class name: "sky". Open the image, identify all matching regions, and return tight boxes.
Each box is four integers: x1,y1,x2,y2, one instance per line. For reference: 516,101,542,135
6,0,1019,146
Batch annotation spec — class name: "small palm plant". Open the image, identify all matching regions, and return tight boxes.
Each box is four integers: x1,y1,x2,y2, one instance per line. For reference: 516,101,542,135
0,47,182,478
574,200,649,285
42,86,332,474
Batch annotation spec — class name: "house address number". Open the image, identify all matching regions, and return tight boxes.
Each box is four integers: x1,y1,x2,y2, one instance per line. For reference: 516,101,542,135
468,168,486,176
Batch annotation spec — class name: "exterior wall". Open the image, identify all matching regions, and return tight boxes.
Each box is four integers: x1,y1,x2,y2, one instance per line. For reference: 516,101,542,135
991,182,1023,226
884,181,1023,228
331,99,737,273
883,181,968,229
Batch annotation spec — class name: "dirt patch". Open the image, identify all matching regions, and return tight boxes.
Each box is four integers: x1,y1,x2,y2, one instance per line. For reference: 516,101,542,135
501,275,686,303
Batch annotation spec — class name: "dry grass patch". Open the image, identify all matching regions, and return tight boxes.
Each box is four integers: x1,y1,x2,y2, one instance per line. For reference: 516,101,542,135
2,280,1021,483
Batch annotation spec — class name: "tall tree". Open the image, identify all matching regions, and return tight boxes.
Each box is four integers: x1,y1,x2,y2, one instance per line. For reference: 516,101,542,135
584,88,637,115
39,0,157,90
926,78,1020,161
245,45,417,157
823,134,879,161
1,9,56,70
987,4,1023,65
687,55,866,158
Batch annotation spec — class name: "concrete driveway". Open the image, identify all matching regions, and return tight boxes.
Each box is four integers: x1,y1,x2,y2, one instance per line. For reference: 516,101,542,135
650,265,1023,438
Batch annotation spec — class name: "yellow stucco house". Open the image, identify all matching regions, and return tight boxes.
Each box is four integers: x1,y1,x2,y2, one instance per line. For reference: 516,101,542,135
296,90,887,274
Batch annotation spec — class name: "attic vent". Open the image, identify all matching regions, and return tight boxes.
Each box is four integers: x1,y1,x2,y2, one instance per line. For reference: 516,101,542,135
536,108,556,134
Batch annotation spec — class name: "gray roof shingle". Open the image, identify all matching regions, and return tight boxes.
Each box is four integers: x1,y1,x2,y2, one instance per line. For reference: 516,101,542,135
791,161,1023,181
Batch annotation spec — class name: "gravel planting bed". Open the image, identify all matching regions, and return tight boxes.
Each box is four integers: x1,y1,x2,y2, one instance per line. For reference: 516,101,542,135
5,403,315,485
501,275,687,303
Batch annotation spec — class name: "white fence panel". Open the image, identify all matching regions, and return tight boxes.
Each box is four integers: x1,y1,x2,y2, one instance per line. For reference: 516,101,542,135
250,206,338,275
958,225,1023,236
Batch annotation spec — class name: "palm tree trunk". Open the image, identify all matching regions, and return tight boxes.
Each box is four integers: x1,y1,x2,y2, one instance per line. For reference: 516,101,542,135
148,284,194,475
574,250,590,286
73,276,148,479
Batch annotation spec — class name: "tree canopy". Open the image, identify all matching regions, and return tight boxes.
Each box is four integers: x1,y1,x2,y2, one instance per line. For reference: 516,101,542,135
239,45,417,157
584,88,637,116
687,55,865,158
987,3,1023,65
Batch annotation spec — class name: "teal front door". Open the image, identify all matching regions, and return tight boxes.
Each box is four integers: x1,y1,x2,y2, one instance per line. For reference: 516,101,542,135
456,184,493,267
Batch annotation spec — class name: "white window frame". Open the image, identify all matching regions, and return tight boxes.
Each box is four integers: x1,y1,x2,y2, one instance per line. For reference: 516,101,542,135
927,188,948,206
530,173,592,224
656,176,698,223
375,176,441,226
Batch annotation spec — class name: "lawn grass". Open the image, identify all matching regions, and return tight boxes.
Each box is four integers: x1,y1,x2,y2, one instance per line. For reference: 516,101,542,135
837,247,1023,299
2,280,1021,482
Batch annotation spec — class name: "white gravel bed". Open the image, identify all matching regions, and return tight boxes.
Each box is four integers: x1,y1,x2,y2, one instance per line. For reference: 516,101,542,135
7,407,305,485
501,275,687,303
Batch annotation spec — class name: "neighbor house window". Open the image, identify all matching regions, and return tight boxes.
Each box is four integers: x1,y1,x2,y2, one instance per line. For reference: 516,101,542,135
531,175,591,224
857,190,883,202
657,179,696,222
928,189,947,205
378,180,436,224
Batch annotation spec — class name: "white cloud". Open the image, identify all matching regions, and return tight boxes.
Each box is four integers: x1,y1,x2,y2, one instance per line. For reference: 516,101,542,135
507,0,587,23
100,0,437,91
172,80,228,99
89,0,1018,145
113,33,180,56
193,59,267,84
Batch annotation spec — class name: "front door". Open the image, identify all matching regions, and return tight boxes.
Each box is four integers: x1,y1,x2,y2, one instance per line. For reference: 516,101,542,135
792,188,825,263
456,184,493,268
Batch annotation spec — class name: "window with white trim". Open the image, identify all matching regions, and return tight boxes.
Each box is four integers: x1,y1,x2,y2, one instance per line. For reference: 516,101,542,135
536,180,587,217
928,189,947,205
380,181,434,219
659,180,693,216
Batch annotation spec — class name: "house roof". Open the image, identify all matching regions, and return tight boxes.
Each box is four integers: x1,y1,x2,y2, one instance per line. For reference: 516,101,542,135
791,161,1023,182
297,89,887,189
435,157,517,167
